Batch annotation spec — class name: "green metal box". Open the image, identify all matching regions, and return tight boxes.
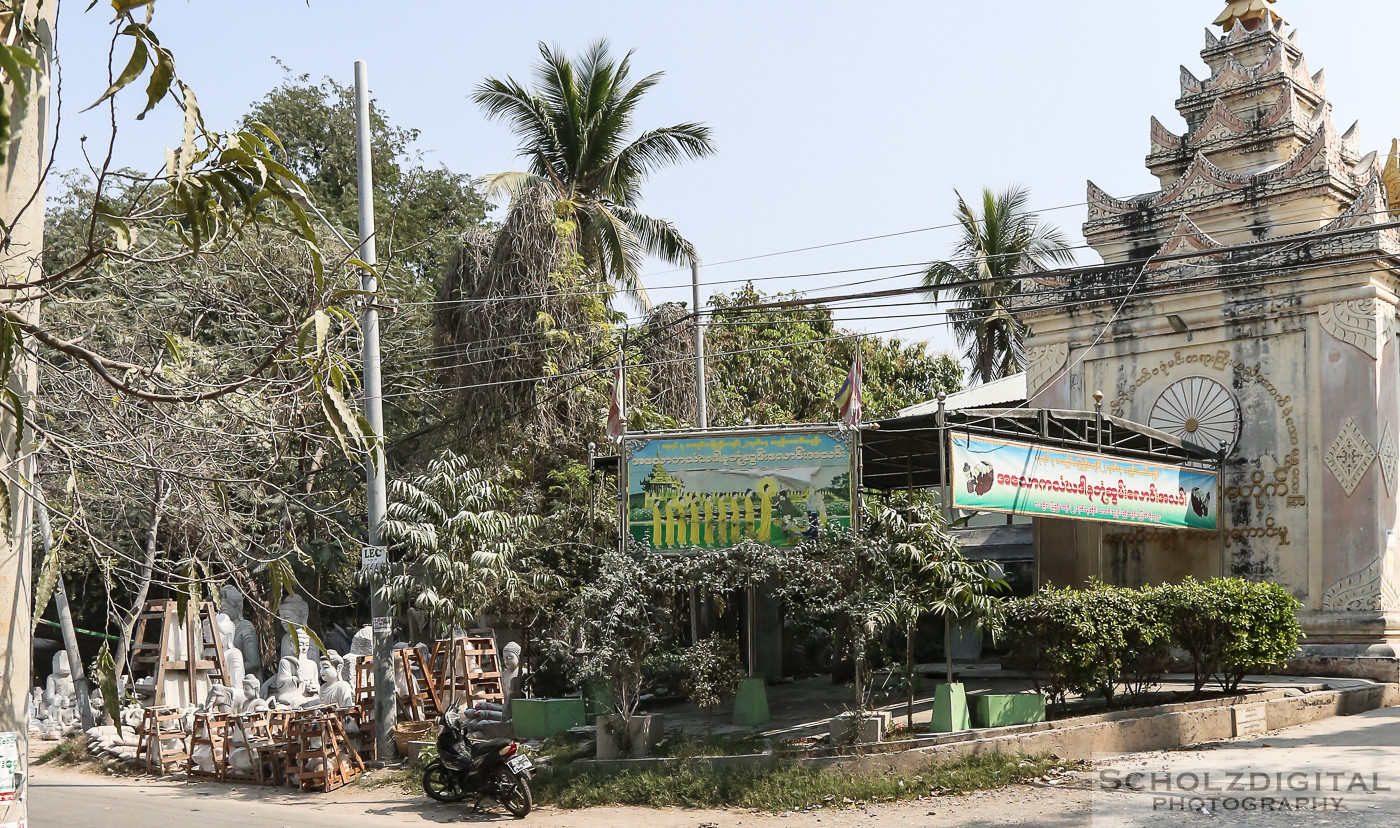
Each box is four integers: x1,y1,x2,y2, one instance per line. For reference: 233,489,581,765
969,693,1046,728
511,698,586,740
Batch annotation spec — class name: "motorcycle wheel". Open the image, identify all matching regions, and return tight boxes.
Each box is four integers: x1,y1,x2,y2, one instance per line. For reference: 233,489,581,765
422,760,468,803
496,769,533,818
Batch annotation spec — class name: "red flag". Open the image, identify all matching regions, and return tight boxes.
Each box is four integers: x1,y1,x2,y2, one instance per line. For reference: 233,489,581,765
835,344,863,427
606,350,626,441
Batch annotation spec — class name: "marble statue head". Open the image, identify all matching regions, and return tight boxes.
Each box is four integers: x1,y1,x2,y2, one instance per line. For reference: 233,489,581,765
52,650,71,677
219,584,245,620
502,641,522,671
318,659,338,687
216,613,236,649
242,674,261,700
280,594,309,628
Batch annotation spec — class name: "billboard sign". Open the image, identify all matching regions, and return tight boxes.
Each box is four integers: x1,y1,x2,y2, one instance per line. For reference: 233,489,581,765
950,433,1218,530
623,429,856,550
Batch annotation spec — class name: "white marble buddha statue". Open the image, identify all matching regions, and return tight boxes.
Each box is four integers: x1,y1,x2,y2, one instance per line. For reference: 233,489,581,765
277,594,321,692
219,584,263,679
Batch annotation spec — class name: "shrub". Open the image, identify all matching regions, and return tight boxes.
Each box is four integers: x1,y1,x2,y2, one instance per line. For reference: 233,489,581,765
1158,577,1303,692
1006,577,1303,703
1005,581,1168,706
680,636,745,734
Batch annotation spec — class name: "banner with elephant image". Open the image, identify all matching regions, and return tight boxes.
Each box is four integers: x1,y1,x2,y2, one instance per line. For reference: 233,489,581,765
950,433,1218,530
623,429,856,550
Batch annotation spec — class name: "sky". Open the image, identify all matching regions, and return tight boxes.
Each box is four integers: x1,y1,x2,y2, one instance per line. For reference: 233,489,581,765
47,0,1400,369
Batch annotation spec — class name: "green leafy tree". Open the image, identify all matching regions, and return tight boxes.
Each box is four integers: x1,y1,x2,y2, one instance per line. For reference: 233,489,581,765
373,450,548,635
922,186,1074,384
696,285,964,426
473,40,715,305
867,494,1006,727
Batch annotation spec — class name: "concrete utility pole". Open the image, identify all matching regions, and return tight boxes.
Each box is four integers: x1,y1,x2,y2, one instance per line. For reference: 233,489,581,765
354,59,397,760
691,259,708,430
36,499,94,731
689,260,707,645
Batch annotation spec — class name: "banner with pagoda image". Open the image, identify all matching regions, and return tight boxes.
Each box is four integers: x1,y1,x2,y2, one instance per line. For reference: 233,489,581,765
622,429,856,550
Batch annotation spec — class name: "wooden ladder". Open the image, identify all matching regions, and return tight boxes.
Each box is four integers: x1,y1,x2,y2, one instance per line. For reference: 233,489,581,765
136,706,189,776
430,635,506,706
395,647,441,722
284,708,363,792
187,712,233,781
129,599,231,708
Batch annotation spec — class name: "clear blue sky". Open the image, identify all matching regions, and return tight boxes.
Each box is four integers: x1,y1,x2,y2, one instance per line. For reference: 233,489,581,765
49,0,1400,365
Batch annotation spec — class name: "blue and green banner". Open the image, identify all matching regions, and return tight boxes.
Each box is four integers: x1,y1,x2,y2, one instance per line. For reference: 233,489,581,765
623,430,856,549
950,434,1218,530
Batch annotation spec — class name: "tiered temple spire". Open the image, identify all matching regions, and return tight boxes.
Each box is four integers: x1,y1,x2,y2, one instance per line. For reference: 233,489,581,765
1082,4,1388,265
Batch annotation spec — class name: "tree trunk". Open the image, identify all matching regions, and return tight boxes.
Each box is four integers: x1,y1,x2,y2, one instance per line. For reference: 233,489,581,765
906,620,916,730
851,628,864,719
114,472,168,674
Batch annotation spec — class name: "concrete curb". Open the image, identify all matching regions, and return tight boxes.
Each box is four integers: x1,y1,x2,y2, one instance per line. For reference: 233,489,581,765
804,683,1400,772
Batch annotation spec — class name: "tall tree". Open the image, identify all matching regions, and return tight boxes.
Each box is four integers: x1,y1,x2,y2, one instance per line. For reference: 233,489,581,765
473,40,715,306
922,187,1074,384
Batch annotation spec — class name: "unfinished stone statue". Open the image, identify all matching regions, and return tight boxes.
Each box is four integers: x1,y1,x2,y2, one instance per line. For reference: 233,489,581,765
314,659,355,709
216,613,246,690
500,641,525,701
42,651,78,737
278,594,321,692
219,583,262,678
343,624,374,685
269,655,316,708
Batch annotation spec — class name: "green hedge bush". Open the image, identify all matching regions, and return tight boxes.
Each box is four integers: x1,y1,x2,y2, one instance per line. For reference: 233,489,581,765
1006,577,1302,704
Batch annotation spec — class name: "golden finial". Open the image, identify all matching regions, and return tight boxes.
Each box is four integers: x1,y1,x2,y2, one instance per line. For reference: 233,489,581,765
1383,139,1400,218
1214,0,1284,32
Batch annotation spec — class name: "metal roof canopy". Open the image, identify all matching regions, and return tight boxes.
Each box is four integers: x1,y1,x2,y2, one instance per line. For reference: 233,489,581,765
862,406,1221,492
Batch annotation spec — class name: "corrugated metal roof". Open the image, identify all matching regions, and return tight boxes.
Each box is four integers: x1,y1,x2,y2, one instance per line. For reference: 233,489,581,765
899,372,1027,417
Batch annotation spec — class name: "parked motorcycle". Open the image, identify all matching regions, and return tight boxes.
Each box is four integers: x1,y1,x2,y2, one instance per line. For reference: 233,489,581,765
421,699,534,817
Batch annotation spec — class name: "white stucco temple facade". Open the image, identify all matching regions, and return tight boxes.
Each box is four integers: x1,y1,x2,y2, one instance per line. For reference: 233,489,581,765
1021,0,1400,678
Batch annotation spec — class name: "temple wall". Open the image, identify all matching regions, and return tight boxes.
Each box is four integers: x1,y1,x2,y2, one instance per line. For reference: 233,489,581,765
1027,279,1400,648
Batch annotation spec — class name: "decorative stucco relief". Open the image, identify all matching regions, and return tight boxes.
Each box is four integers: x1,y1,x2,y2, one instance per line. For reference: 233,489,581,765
1024,343,1070,397
1324,417,1376,496
1318,298,1392,359
1322,557,1400,612
1147,376,1241,454
1382,421,1398,497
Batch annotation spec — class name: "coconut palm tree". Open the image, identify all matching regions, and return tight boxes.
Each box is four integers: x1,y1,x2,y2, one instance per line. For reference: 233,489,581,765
474,40,715,307
922,186,1075,384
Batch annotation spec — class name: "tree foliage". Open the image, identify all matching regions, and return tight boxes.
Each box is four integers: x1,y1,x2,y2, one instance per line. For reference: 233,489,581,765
474,40,715,305
922,186,1073,385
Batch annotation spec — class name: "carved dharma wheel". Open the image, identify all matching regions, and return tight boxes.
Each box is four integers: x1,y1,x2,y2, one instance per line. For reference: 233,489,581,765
1147,376,1241,454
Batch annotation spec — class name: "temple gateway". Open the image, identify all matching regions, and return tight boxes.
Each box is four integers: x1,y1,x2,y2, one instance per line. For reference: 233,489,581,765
1020,0,1400,679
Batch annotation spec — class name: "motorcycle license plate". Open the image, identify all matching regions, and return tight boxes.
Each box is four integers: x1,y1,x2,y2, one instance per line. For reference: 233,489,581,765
506,755,533,774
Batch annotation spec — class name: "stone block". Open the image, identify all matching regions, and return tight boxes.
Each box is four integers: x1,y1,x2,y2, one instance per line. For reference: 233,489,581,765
596,714,665,760
932,683,971,733
733,677,770,727
1232,702,1268,737
511,698,586,740
970,693,1046,728
829,710,890,743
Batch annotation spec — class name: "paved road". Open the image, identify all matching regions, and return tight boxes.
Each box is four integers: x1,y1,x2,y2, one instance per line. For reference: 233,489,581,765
28,706,1400,826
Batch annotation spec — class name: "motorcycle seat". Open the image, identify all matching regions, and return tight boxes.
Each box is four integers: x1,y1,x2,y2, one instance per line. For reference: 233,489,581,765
469,738,512,756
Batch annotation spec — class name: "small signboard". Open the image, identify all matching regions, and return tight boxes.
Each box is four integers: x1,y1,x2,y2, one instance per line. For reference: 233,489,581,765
372,616,392,634
950,434,1219,530
360,545,387,572
0,731,19,802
